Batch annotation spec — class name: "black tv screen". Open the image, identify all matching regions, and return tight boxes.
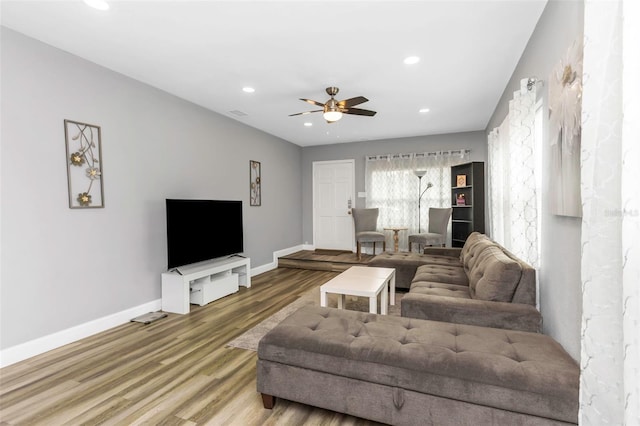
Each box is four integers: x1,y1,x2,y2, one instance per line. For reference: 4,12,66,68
166,199,243,269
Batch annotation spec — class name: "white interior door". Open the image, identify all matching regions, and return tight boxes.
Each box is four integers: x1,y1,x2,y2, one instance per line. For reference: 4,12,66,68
313,160,355,251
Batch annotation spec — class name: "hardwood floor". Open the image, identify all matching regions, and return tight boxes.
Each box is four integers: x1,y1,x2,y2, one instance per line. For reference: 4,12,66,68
0,268,383,425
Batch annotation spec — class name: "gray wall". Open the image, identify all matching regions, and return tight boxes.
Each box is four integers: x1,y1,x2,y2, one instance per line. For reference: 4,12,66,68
301,132,487,245
485,0,584,360
0,28,302,350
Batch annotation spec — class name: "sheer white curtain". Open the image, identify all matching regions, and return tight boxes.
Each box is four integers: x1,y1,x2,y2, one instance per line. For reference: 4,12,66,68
488,79,539,268
365,150,470,250
487,117,510,247
580,1,639,423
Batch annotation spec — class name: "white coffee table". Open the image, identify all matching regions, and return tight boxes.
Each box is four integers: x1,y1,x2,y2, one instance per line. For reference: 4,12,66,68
320,266,396,315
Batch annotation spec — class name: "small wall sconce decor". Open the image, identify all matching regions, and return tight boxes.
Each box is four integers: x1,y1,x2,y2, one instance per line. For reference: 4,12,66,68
64,119,104,208
250,160,261,206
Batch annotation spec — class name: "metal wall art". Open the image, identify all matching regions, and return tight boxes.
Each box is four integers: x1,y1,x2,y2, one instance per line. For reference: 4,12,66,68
64,119,104,208
250,160,261,206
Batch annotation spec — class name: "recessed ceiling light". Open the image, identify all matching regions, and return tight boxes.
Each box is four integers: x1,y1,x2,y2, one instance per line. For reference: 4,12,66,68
242,87,255,93
419,108,430,113
304,122,313,127
404,56,420,65
83,0,109,10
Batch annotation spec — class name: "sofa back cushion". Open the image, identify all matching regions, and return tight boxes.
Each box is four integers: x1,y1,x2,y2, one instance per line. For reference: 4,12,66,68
460,232,486,261
461,233,495,274
468,246,523,302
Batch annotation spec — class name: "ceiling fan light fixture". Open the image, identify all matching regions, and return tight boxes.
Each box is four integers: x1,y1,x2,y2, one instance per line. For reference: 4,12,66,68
323,110,343,122
323,99,343,122
290,86,375,122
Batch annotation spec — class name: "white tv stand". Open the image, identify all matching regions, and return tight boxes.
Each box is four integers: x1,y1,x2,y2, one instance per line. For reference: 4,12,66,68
161,256,251,314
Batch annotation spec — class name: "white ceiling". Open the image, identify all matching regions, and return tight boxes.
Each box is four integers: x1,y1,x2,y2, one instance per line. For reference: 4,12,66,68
1,0,547,147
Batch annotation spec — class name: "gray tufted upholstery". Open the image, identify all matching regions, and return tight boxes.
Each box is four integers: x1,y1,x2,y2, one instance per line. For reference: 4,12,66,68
409,281,471,299
369,251,461,290
369,232,541,332
257,306,579,425
412,264,469,286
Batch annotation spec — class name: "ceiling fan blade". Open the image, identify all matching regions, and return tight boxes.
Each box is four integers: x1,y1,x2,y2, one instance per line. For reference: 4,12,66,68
338,96,368,108
343,107,377,117
289,110,322,116
300,98,325,107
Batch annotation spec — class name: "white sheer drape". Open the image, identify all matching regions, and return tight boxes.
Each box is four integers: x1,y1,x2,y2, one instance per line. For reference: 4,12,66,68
580,1,639,423
365,150,470,250
488,79,539,268
487,117,510,247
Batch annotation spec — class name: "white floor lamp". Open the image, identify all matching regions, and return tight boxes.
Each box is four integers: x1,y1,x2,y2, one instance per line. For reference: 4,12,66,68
414,170,433,233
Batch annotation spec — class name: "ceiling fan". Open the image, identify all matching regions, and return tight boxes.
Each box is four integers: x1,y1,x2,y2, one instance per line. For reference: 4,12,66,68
289,87,377,123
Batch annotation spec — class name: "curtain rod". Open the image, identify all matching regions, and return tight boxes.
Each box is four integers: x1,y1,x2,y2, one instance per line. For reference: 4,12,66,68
524,77,544,92
367,149,470,162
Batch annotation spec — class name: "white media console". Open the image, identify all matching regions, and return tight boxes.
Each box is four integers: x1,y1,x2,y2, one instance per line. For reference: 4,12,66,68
161,256,251,314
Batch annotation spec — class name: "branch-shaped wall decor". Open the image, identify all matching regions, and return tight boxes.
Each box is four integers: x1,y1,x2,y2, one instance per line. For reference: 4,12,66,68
250,160,261,206
64,120,104,208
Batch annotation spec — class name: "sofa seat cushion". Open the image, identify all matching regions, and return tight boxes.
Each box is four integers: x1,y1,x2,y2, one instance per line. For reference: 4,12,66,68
410,281,471,299
468,246,523,302
369,252,462,289
258,306,578,424
412,264,468,286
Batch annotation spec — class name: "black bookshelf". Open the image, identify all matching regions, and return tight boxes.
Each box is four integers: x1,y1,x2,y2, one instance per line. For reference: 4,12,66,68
451,162,485,248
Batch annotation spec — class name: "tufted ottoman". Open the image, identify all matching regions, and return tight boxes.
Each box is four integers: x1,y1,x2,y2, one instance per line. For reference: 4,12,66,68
257,306,578,425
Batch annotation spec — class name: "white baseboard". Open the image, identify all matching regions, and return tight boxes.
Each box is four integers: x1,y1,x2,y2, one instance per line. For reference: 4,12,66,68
302,243,315,251
0,299,161,368
0,245,307,369
250,244,304,276
250,263,275,276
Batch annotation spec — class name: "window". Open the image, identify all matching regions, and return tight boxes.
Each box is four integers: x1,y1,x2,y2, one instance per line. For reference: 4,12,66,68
365,150,470,250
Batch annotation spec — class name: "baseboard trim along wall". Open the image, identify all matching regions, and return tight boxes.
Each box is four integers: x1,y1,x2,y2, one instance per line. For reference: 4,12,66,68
0,299,162,368
251,244,304,276
0,245,306,368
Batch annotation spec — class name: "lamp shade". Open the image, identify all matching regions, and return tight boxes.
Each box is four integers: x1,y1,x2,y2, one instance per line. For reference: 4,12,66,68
323,110,343,122
323,98,343,122
414,170,427,178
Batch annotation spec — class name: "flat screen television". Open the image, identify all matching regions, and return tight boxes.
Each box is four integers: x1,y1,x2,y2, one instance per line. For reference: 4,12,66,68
166,199,243,270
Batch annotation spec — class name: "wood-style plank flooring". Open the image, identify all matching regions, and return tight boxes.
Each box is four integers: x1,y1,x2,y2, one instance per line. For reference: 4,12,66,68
0,268,383,425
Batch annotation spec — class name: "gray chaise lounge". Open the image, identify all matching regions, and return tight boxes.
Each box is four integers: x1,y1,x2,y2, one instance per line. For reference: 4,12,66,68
257,306,579,425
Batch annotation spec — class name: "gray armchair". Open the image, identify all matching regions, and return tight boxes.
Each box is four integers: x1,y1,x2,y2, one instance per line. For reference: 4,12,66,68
408,207,452,250
351,208,386,259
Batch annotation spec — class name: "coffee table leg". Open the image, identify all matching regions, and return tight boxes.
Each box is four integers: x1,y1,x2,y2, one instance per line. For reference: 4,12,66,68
390,273,396,306
320,289,327,307
369,296,377,314
381,283,388,315
338,294,345,309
